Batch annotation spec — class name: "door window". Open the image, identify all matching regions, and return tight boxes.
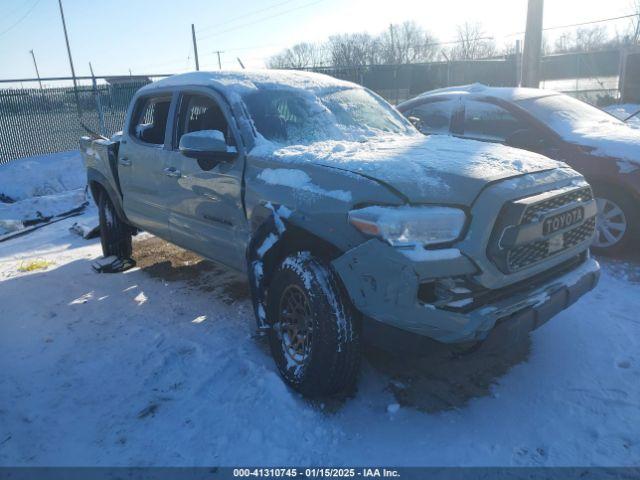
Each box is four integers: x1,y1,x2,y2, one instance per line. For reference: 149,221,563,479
405,99,457,134
176,94,236,147
463,100,526,142
130,96,171,145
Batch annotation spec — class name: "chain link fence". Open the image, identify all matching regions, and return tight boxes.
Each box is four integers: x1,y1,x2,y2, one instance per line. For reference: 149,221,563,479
0,49,636,164
0,76,165,164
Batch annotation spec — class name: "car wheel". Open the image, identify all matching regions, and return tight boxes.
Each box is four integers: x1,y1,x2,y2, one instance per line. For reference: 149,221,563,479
266,252,360,397
98,191,132,259
591,185,636,255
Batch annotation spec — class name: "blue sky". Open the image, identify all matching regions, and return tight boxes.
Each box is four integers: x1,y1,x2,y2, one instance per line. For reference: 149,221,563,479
0,0,636,80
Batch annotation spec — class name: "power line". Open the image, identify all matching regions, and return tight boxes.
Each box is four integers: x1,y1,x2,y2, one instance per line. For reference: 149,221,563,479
198,0,326,41
503,13,640,38
215,43,290,53
197,0,299,34
118,10,640,74
0,0,42,38
253,12,640,65
543,13,639,32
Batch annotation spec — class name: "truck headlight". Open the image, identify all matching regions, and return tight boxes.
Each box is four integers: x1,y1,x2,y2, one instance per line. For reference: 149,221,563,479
348,205,467,247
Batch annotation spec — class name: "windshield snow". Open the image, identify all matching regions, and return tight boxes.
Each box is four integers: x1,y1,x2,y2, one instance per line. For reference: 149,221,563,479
518,93,640,162
242,87,413,145
518,94,625,135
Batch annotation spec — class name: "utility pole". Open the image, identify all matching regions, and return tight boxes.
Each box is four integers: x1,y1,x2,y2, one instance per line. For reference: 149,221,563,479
191,24,200,71
57,0,81,116
514,39,522,86
29,49,43,91
521,0,544,88
213,50,224,70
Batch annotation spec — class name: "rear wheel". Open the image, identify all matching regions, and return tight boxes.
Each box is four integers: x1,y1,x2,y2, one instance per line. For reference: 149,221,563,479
591,185,636,255
266,252,360,397
98,191,132,259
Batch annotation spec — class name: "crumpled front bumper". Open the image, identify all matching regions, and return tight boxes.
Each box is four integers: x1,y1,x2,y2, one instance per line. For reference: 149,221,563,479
332,239,600,344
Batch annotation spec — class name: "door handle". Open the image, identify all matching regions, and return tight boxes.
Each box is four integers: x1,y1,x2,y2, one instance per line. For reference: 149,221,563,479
119,157,131,166
163,167,181,178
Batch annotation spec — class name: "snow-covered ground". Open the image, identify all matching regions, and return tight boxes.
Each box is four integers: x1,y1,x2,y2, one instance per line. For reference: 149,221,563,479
1,208,639,466
0,151,88,236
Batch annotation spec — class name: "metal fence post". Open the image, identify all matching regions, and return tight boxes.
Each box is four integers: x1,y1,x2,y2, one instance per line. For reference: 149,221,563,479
89,63,106,137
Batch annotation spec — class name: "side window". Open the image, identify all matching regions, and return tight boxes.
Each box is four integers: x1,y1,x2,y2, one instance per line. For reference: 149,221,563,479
176,94,236,147
131,96,171,145
463,100,526,142
406,99,456,134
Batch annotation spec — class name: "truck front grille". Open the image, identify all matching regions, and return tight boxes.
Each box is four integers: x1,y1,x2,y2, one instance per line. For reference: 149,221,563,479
505,217,595,272
507,239,549,272
521,187,593,224
489,186,596,274
564,217,597,248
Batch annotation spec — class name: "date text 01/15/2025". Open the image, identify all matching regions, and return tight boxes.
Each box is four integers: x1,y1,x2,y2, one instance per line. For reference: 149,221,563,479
232,468,401,477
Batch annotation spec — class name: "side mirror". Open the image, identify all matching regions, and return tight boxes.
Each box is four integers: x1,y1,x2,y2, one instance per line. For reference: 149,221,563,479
179,130,229,159
407,116,423,129
505,128,545,151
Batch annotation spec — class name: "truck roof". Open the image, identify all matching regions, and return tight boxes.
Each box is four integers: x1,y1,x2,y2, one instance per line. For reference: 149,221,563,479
138,70,359,97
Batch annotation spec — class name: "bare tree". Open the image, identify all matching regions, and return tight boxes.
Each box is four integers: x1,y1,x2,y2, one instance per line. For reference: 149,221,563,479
553,26,609,53
631,0,640,44
326,32,378,69
267,42,326,69
551,25,635,53
376,21,439,64
449,22,496,60
552,32,573,53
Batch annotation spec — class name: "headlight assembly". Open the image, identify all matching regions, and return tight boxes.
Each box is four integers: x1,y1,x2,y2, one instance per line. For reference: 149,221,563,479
348,205,467,247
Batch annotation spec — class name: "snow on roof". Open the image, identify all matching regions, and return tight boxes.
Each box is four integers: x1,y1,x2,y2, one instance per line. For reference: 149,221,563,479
403,83,556,105
139,70,358,96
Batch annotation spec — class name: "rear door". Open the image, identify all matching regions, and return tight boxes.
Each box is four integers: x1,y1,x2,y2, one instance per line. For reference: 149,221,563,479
163,88,247,270
118,93,174,238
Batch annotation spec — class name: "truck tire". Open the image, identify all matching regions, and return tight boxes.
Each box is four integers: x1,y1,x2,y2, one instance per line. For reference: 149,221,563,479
591,184,637,256
266,252,360,397
98,191,132,259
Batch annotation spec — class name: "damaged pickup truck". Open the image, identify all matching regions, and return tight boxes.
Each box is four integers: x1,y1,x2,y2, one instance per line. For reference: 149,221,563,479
81,71,600,397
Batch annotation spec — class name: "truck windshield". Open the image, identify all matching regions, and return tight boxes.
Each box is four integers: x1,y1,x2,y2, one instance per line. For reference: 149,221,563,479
517,93,625,136
242,87,413,145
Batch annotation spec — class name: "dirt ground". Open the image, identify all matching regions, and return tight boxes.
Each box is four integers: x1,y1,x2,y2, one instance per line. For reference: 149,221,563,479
133,236,250,305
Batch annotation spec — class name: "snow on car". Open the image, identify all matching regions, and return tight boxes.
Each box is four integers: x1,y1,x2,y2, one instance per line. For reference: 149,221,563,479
398,85,640,255
80,71,600,397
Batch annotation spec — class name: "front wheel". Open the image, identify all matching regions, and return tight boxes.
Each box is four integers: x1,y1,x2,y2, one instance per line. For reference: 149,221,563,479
591,185,637,255
266,252,361,397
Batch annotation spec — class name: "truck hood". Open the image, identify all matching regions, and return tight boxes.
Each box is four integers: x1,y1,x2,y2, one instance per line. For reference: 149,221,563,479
256,134,564,205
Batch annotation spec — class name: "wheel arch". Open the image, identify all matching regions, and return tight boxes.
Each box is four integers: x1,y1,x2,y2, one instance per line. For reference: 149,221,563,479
586,176,639,204
87,168,132,226
246,208,344,329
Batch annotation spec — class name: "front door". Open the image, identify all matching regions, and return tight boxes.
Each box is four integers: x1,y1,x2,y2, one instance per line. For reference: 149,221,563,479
118,93,173,238
164,90,247,270
462,99,529,145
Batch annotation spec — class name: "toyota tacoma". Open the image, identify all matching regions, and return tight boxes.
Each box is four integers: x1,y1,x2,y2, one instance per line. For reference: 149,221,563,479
81,71,600,397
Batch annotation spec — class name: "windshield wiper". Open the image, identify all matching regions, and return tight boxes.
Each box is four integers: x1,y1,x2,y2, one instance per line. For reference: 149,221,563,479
624,109,640,122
